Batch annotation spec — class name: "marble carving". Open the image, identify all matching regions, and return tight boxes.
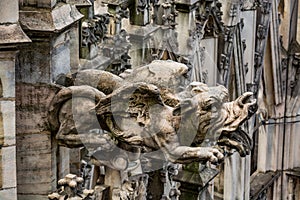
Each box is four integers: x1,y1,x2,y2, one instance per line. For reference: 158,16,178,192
49,60,256,168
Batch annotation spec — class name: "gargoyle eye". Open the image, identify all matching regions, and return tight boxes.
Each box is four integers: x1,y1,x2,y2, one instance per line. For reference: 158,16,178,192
203,101,219,112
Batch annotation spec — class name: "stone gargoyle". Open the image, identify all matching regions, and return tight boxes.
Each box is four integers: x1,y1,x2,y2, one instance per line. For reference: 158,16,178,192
49,60,256,168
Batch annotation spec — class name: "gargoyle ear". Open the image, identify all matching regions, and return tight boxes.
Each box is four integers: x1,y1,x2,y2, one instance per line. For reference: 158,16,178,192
173,99,193,116
190,82,209,96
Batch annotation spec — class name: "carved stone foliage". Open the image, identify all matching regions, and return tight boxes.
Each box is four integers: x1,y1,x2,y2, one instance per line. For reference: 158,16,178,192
112,174,149,200
48,174,95,200
81,14,110,47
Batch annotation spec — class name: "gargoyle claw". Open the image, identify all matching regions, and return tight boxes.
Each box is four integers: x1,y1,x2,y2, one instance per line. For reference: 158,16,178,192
199,147,224,164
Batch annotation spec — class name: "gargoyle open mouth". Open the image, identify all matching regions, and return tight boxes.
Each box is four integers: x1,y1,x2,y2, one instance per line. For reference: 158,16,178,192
216,92,257,157
217,128,253,157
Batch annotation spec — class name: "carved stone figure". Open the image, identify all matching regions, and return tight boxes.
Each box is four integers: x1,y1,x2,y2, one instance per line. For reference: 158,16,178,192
49,60,256,166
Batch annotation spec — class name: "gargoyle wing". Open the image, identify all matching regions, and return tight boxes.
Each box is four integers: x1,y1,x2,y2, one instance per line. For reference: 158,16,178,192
94,82,163,144
120,60,190,107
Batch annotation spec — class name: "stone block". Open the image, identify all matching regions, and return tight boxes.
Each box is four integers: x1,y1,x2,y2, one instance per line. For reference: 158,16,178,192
69,148,81,175
17,182,54,195
20,0,57,9
0,0,18,23
1,101,16,146
0,25,31,46
57,146,70,179
17,132,51,155
0,188,17,200
16,83,60,134
16,131,57,195
17,168,53,185
69,24,80,72
219,0,241,26
17,29,74,84
51,30,71,82
0,51,16,98
19,4,83,32
1,146,17,189
240,10,256,83
17,42,52,84
175,0,199,6
17,194,48,200
200,38,218,86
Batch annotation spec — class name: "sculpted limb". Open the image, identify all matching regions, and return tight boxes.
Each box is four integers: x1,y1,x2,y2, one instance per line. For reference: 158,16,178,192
151,123,224,164
172,146,224,164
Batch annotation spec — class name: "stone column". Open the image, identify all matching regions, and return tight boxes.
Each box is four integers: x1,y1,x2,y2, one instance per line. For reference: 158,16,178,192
16,1,83,199
175,0,198,55
124,22,159,67
173,162,219,200
0,0,30,199
129,0,151,26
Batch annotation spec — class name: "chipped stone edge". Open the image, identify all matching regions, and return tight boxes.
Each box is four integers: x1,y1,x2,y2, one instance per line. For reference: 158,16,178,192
0,23,31,45
19,4,84,33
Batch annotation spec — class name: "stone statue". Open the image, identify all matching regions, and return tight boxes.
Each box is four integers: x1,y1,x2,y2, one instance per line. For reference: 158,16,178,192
49,60,256,166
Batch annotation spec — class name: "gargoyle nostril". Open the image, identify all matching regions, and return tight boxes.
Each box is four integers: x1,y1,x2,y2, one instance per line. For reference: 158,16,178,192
248,104,258,116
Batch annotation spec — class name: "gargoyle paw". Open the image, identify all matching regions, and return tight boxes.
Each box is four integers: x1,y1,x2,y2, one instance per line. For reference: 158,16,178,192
199,147,224,164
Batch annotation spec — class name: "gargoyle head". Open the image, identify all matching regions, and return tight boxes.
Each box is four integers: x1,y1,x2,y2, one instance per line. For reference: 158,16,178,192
179,82,257,157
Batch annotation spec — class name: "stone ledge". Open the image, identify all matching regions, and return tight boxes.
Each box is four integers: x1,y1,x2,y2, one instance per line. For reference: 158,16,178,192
0,187,17,200
19,4,83,33
0,23,31,45
124,23,160,41
250,171,280,199
175,0,199,6
17,194,47,200
66,0,92,7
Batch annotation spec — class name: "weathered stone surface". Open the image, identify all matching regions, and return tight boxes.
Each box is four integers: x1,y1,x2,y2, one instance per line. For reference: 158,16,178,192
0,188,17,200
250,171,280,199
16,138,56,195
19,4,83,32
18,182,54,195
0,24,30,46
19,0,57,9
66,0,92,7
17,133,52,155
175,0,198,6
0,0,18,23
48,174,94,200
17,42,52,84
219,0,242,26
17,30,73,84
0,51,17,98
16,83,60,134
1,101,16,147
51,30,71,82
1,146,17,188
69,24,80,72
200,38,218,86
57,146,70,179
16,83,60,196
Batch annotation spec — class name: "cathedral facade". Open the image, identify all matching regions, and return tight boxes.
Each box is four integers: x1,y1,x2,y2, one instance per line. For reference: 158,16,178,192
0,0,299,199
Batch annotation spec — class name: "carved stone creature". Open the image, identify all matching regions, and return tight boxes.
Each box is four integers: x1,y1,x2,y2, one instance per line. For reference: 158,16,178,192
49,60,256,165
